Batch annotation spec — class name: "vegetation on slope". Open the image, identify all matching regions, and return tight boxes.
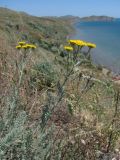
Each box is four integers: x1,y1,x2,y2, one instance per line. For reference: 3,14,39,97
0,8,120,160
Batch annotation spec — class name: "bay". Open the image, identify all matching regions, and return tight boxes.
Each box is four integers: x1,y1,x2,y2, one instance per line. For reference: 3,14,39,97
72,21,120,74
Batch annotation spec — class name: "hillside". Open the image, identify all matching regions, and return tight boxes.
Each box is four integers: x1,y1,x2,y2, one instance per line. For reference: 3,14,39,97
0,8,120,160
59,15,80,24
0,7,73,47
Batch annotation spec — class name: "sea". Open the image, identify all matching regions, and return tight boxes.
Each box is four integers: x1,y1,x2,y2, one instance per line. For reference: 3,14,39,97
72,21,120,74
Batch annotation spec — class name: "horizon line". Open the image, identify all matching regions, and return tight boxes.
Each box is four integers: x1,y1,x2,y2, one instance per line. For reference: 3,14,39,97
0,6,119,19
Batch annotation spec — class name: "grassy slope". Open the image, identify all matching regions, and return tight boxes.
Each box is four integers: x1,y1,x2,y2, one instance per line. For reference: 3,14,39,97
0,7,73,48
0,7,72,91
0,8,120,160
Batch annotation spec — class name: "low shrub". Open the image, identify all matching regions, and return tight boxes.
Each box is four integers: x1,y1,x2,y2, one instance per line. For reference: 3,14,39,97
30,62,58,90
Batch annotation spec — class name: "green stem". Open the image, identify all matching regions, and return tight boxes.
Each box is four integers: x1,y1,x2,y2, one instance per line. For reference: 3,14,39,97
87,47,92,60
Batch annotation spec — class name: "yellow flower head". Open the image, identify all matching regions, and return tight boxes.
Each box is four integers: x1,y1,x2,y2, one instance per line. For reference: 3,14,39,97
68,39,87,47
86,43,96,48
18,41,26,46
23,44,36,49
75,40,87,47
64,46,73,51
68,40,77,45
25,44,37,49
31,44,37,49
16,45,22,49
26,44,33,48
21,45,28,49
16,42,37,50
81,42,87,46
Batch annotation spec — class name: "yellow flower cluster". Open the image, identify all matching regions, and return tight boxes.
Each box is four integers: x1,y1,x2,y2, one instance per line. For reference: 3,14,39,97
68,40,85,46
16,41,37,50
64,46,73,51
68,39,96,48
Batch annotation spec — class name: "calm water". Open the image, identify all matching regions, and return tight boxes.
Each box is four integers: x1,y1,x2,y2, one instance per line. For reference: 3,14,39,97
72,21,120,74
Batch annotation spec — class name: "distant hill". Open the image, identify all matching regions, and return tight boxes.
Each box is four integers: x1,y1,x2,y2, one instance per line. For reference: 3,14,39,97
59,15,80,24
80,15,115,22
60,15,116,23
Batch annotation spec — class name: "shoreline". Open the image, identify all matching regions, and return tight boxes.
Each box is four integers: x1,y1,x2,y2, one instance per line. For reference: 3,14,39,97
69,21,120,76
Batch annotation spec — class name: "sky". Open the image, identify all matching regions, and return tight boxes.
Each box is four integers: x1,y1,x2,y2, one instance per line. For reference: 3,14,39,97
0,0,120,18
